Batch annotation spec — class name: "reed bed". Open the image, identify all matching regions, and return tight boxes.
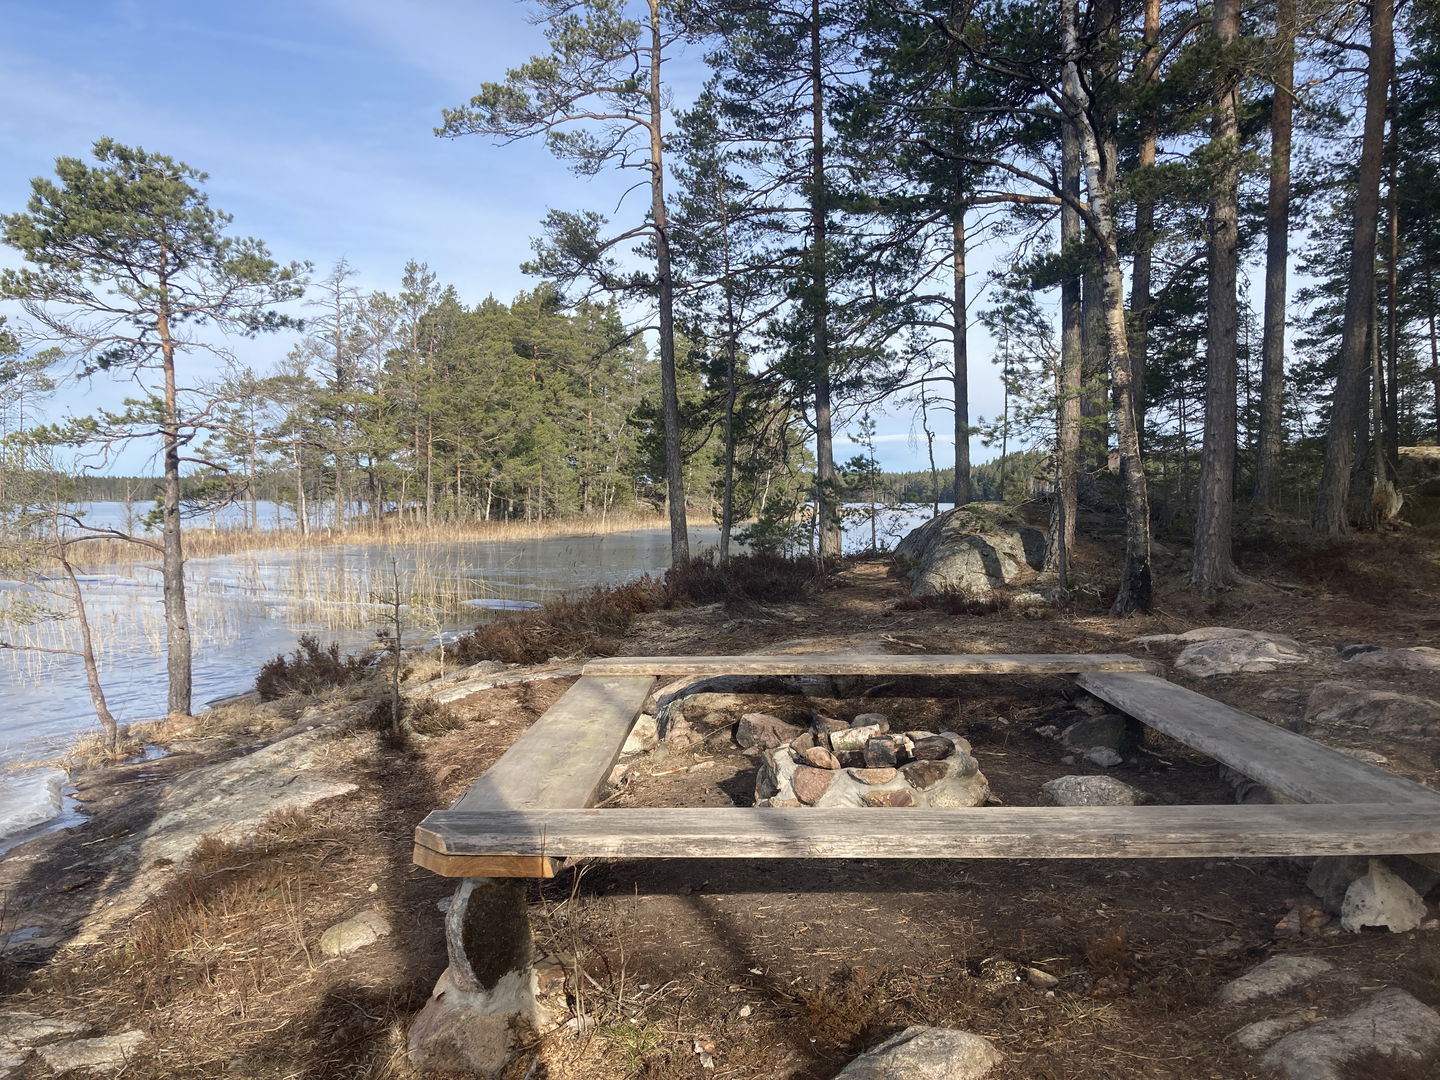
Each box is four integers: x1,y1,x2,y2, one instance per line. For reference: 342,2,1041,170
68,510,712,565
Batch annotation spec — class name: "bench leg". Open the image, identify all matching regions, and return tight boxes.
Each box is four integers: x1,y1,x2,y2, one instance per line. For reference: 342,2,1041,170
407,877,541,1076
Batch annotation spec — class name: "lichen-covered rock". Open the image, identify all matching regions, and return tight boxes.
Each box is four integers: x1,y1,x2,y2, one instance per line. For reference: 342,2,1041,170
1341,646,1440,674
1174,634,1309,678
834,1025,1001,1080
1304,682,1440,741
1258,988,1440,1080
36,1031,147,1074
1215,956,1333,1006
893,504,1045,597
1040,775,1143,806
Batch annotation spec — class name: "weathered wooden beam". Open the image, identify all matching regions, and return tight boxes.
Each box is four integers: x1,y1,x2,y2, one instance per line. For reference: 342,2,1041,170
1076,672,1440,808
451,674,656,813
415,803,1440,865
585,653,1157,677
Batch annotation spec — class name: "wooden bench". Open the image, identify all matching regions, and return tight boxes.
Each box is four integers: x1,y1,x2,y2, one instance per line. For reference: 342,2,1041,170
405,653,1440,1075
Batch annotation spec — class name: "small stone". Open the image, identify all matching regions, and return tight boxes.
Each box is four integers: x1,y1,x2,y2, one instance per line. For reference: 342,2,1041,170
621,714,659,754
863,738,899,768
769,797,803,808
607,763,628,787
852,712,890,732
789,732,817,753
792,766,835,805
320,909,391,957
735,713,806,750
910,736,956,761
860,789,915,808
802,746,841,770
37,1031,147,1074
1259,988,1440,1080
902,760,950,790
938,731,973,754
1340,859,1426,932
1040,775,1143,807
1083,747,1123,767
836,750,865,768
833,1025,1000,1080
1061,713,1138,753
664,716,697,749
1026,968,1059,989
848,767,898,786
1215,955,1333,1006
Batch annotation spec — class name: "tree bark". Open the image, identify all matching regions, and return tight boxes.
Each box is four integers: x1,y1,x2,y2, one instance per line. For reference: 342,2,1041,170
1254,0,1296,508
1128,0,1162,441
1064,0,1151,614
1046,103,1083,586
1192,0,1242,590
157,302,193,717
649,0,689,564
810,0,840,560
952,198,972,506
1313,0,1394,535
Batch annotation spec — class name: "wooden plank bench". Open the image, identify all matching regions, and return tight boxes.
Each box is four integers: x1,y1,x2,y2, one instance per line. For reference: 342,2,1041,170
405,653,1440,1075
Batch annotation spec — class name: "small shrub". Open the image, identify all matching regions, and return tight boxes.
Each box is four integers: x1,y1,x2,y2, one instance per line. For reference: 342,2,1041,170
255,634,369,700
663,552,816,603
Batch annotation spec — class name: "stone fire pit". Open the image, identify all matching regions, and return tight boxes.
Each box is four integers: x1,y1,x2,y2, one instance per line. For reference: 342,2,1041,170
748,711,990,809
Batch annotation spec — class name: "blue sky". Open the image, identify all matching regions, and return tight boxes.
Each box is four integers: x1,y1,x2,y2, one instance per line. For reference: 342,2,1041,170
0,0,1011,476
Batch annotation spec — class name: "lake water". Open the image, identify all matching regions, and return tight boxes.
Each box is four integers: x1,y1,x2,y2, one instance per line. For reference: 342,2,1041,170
0,501,947,848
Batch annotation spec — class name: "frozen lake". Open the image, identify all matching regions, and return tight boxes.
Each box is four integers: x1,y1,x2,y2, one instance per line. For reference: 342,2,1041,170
0,502,946,847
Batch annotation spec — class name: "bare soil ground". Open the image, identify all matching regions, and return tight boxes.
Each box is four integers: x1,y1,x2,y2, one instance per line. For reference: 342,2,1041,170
1,513,1438,1079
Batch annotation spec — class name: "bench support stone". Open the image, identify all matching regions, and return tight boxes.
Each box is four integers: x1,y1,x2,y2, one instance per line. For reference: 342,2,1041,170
407,877,540,1076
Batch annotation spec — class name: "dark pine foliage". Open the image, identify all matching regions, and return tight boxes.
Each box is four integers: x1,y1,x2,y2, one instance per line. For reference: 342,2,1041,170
256,634,370,700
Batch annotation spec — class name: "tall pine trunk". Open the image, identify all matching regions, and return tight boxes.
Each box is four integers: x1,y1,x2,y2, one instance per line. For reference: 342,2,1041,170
1047,105,1083,585
1313,0,1394,534
1254,0,1296,507
649,1,689,564
952,197,972,506
1128,0,1162,441
810,0,840,559
1192,0,1242,589
157,301,193,716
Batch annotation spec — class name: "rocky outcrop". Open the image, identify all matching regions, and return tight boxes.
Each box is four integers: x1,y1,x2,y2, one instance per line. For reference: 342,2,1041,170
893,504,1046,597
1258,988,1440,1080
1304,682,1440,741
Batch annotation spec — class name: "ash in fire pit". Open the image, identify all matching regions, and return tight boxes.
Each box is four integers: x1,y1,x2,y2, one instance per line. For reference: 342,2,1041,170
754,712,989,808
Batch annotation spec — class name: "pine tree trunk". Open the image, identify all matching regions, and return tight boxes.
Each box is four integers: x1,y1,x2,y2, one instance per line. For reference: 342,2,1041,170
1254,0,1295,507
648,1,689,564
1128,0,1162,441
952,198,972,506
810,0,839,560
157,305,193,717
1047,105,1083,585
1313,0,1393,534
1192,0,1242,590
